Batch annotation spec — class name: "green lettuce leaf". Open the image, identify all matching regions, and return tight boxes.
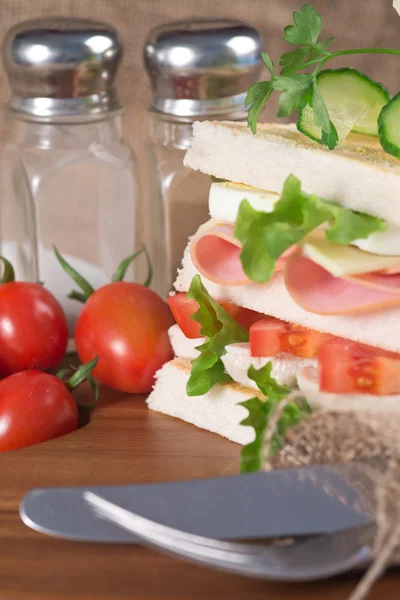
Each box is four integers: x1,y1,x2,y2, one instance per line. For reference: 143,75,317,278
247,363,290,400
234,174,386,283
239,364,311,473
186,275,248,396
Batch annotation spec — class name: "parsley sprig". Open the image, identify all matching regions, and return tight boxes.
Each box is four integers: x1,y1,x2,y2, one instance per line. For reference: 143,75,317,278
247,3,400,149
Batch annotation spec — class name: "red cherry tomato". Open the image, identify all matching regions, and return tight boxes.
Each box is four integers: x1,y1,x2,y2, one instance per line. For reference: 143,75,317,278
318,337,400,395
250,317,333,358
0,371,78,452
167,293,263,339
75,282,174,394
0,282,68,376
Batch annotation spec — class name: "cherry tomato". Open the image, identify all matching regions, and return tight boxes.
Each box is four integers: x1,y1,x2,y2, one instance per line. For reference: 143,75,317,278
0,370,78,452
250,317,333,358
167,293,263,339
318,338,400,395
0,282,68,376
75,282,174,394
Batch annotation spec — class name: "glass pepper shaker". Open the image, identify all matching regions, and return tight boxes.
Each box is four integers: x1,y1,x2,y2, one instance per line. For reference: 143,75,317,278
143,19,264,296
0,18,139,334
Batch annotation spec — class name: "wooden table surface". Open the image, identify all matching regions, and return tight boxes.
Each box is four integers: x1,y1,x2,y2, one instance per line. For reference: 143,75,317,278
1,386,400,600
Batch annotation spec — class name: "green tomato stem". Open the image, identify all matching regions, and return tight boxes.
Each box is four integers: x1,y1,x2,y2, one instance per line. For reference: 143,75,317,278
0,256,15,284
111,246,153,287
68,290,88,304
68,356,99,390
54,246,95,302
57,357,99,409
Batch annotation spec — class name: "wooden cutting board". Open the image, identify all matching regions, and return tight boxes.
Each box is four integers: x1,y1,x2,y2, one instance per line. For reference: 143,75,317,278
0,385,399,600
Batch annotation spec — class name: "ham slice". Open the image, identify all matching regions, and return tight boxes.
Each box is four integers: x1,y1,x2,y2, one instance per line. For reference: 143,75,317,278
379,265,400,275
285,252,400,315
190,223,248,285
190,222,294,286
349,271,400,292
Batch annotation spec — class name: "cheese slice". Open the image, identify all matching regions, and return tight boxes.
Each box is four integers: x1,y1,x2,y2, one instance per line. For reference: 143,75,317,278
301,229,400,277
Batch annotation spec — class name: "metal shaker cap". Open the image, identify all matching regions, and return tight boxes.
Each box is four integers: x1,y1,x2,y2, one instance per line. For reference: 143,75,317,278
144,19,263,117
2,18,122,121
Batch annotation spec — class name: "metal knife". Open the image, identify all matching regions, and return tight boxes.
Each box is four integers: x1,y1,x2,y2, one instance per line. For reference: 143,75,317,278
20,464,374,544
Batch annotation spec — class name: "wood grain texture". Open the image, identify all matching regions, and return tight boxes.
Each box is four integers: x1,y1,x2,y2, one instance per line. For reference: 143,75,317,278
1,0,398,282
1,384,400,599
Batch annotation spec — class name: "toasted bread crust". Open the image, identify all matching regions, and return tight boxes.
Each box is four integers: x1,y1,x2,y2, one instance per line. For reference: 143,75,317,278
184,121,400,226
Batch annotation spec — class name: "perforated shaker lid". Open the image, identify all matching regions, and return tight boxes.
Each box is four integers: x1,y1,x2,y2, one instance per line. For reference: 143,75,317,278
2,17,123,120
143,19,264,117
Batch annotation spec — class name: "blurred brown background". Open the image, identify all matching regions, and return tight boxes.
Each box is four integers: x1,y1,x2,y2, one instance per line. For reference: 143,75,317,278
1,0,399,150
0,0,399,286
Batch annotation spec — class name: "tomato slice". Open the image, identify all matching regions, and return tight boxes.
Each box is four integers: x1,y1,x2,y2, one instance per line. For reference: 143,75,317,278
221,302,265,332
167,293,263,339
167,294,202,339
318,338,400,395
250,318,333,358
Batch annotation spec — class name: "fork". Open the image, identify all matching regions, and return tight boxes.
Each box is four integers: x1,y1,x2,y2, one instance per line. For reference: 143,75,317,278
84,491,373,581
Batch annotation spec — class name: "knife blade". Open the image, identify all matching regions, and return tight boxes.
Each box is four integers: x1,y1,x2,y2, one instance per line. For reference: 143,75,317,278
20,464,374,543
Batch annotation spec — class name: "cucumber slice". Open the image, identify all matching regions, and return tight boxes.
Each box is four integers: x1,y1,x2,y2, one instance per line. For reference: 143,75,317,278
378,92,400,158
298,68,390,146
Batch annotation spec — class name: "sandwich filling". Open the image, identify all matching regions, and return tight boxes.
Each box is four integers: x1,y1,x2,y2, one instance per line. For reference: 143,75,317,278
168,323,317,391
168,176,400,403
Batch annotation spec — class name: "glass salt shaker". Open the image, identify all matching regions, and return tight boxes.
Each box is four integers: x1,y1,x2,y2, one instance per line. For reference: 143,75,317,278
143,19,264,296
0,18,139,334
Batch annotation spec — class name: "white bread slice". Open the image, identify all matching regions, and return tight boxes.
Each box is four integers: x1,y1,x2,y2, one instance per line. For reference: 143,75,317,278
147,358,259,445
148,356,400,444
184,121,400,227
168,324,200,359
222,342,316,391
174,242,400,353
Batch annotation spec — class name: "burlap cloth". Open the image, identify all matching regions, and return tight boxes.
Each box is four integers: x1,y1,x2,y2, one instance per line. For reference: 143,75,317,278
267,409,400,600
